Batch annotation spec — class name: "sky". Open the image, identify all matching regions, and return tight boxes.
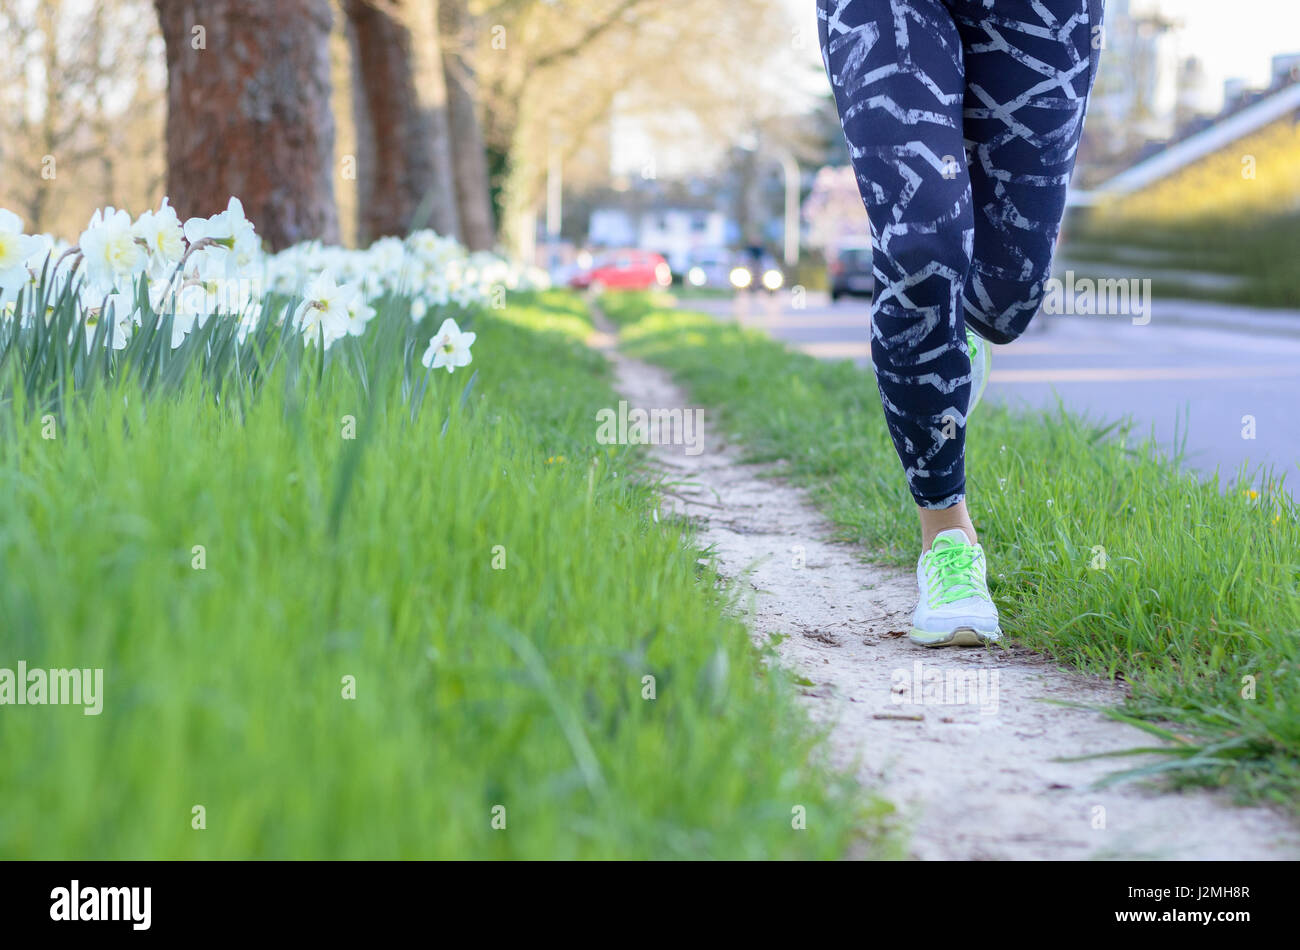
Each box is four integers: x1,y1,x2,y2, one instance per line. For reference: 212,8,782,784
1147,0,1300,94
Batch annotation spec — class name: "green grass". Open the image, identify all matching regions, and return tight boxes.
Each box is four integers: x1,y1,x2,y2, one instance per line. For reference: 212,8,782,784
1066,212,1300,309
0,288,890,859
602,291,1300,811
669,286,733,301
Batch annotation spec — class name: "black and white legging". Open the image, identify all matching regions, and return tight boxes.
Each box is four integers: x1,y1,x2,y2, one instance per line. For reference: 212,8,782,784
818,0,1103,508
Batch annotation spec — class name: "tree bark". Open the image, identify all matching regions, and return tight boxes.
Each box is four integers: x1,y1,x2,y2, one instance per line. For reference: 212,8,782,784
439,0,495,250
344,0,460,244
154,0,340,251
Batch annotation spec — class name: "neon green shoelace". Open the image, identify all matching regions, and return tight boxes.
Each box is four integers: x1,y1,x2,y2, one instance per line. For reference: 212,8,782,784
924,542,989,607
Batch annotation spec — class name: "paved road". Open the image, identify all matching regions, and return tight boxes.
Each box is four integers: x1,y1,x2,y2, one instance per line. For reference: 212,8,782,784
686,290,1300,495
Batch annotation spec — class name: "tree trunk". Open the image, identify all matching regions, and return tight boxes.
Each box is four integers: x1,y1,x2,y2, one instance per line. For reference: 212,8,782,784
344,0,460,244
439,0,495,250
154,0,339,251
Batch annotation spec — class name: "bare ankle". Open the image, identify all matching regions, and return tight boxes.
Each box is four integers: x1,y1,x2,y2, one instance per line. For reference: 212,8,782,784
918,500,977,551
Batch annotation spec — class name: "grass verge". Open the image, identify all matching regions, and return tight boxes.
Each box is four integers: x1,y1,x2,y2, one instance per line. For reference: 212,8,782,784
1065,213,1300,310
601,290,1300,811
0,289,888,858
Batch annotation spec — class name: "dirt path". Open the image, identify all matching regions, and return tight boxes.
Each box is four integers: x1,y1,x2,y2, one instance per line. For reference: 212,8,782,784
588,317,1299,860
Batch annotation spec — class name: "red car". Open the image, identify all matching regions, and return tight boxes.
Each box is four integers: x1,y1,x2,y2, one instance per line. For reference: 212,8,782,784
569,249,672,291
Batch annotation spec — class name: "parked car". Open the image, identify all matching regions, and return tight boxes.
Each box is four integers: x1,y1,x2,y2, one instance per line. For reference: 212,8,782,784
829,243,874,301
569,249,672,292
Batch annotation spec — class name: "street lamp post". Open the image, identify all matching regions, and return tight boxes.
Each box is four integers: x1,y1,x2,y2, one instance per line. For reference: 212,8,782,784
775,150,801,269
737,133,801,269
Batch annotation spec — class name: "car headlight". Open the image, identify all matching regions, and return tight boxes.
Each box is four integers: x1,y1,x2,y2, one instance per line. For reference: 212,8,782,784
687,266,706,287
654,262,672,286
729,267,753,290
761,269,783,291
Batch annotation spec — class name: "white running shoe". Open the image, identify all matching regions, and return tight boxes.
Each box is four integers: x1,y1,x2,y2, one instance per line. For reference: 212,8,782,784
967,327,991,416
909,528,1002,647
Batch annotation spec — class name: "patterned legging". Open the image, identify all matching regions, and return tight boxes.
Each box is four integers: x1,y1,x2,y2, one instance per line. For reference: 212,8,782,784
818,0,1103,508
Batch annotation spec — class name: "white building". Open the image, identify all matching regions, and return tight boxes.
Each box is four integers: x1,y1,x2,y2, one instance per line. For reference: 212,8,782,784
1272,52,1300,86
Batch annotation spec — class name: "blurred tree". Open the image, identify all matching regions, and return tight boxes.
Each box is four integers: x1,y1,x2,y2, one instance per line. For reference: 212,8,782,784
154,0,340,250
344,0,460,244
0,0,73,230
440,0,495,250
474,0,794,258
0,0,164,235
3,0,812,259
328,2,361,248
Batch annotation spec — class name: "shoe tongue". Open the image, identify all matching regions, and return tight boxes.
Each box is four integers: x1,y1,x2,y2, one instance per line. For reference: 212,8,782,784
932,528,974,549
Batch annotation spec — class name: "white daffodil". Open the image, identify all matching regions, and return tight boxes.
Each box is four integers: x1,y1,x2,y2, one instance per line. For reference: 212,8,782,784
78,279,132,321
7,233,64,320
3,194,532,366
102,292,135,349
183,196,259,279
0,212,49,312
294,270,359,348
75,292,133,352
78,207,147,296
369,236,407,272
421,317,475,373
422,270,452,308
452,284,480,308
133,197,186,279
147,280,188,348
344,296,375,337
0,209,44,295
236,300,265,344
150,278,215,348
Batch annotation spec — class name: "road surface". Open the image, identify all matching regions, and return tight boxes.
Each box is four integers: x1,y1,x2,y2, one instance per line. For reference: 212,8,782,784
684,290,1300,496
